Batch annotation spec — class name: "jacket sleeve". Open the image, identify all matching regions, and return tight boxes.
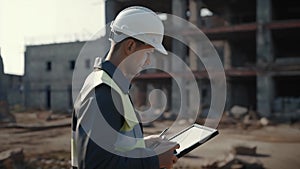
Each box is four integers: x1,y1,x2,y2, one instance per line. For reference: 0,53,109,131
82,84,159,169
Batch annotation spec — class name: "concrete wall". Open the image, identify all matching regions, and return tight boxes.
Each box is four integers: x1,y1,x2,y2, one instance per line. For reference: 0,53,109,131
6,75,24,107
24,41,86,111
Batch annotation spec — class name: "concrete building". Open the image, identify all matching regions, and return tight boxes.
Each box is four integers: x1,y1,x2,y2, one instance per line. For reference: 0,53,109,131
23,36,109,111
24,41,86,111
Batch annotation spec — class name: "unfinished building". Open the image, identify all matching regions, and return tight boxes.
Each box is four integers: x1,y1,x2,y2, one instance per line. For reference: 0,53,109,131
105,0,300,119
191,0,300,118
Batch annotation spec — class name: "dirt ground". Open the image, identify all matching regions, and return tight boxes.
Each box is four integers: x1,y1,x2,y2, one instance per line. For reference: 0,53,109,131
1,111,300,169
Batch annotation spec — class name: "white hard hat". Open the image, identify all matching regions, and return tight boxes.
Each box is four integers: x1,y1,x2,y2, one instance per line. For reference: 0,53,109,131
109,6,168,55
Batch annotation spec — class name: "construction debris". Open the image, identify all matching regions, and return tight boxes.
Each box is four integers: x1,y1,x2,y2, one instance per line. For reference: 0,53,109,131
230,105,248,119
0,101,16,124
259,117,269,126
26,153,70,169
0,148,24,169
202,144,267,169
202,153,265,169
218,107,271,130
1,122,70,131
231,145,257,156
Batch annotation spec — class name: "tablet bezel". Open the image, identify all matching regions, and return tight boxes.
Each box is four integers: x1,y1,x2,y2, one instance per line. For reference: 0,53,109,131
168,124,219,158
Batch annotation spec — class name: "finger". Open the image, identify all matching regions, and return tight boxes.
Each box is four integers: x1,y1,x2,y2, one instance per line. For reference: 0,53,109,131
166,163,173,169
172,155,178,163
172,143,180,150
167,141,179,148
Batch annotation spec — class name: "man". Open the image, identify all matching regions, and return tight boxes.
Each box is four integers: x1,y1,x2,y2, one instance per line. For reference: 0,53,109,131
71,6,179,169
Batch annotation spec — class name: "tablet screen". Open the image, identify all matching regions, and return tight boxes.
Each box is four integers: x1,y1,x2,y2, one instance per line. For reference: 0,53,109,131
169,124,217,156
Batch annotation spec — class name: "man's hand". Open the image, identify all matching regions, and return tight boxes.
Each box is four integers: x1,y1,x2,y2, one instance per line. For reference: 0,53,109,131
144,135,180,169
157,142,179,169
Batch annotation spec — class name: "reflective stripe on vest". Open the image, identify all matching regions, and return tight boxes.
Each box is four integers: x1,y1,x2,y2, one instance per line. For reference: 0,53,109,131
71,131,78,167
71,70,145,167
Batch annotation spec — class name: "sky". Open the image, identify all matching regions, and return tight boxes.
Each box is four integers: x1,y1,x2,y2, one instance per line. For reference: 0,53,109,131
0,0,105,75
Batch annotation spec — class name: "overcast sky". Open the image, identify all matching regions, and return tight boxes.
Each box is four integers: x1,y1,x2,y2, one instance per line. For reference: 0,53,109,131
0,0,105,75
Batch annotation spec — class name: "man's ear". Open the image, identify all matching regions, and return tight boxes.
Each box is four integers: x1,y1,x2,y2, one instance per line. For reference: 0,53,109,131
124,39,136,55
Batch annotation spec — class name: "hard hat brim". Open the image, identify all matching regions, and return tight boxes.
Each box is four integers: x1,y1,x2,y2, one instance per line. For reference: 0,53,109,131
153,43,168,55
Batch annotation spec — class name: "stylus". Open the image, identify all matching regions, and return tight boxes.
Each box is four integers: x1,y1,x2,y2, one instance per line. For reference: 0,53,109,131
159,128,169,138
149,128,170,149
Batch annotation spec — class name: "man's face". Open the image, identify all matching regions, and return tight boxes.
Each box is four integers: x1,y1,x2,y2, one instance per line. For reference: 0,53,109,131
125,47,154,76
121,40,154,77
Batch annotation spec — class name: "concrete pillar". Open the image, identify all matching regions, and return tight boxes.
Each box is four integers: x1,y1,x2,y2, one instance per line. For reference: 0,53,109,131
105,0,117,24
105,0,118,37
189,41,198,71
257,75,274,116
188,0,205,71
171,0,188,115
134,82,147,108
223,41,231,69
189,0,204,27
257,0,273,64
224,41,232,110
152,83,164,109
223,5,232,25
256,0,274,117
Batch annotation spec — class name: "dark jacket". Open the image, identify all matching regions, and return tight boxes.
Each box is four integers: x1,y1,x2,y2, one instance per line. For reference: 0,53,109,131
71,61,159,169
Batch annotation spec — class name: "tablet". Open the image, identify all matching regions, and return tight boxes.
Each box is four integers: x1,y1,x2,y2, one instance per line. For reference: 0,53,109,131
168,124,218,158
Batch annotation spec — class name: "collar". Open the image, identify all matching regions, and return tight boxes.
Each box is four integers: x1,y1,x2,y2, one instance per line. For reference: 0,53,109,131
100,61,131,94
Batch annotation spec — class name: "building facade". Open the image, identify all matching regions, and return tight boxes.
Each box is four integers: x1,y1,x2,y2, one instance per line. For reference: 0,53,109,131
24,41,86,111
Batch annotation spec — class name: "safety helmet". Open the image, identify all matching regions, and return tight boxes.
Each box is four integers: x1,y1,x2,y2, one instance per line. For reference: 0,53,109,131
109,6,168,55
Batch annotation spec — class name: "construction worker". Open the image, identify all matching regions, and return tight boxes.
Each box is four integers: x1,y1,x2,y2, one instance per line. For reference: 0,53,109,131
71,6,179,169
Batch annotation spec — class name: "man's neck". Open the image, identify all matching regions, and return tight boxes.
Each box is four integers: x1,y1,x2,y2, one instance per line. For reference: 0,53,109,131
105,48,131,80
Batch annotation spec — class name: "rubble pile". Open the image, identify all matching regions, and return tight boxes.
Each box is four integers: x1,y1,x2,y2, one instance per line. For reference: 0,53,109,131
216,105,271,130
0,148,70,169
0,148,24,169
26,157,70,169
202,145,266,169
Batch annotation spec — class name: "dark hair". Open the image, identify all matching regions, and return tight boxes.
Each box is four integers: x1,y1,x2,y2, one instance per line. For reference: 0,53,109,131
113,37,145,52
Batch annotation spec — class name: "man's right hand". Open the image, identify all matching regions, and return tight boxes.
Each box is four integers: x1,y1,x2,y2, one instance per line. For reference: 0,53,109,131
156,141,180,169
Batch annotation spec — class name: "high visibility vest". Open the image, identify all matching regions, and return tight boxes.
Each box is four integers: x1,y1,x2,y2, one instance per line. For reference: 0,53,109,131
71,70,145,168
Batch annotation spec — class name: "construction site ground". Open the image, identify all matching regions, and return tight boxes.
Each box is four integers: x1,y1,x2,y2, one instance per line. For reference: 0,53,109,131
1,111,300,169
